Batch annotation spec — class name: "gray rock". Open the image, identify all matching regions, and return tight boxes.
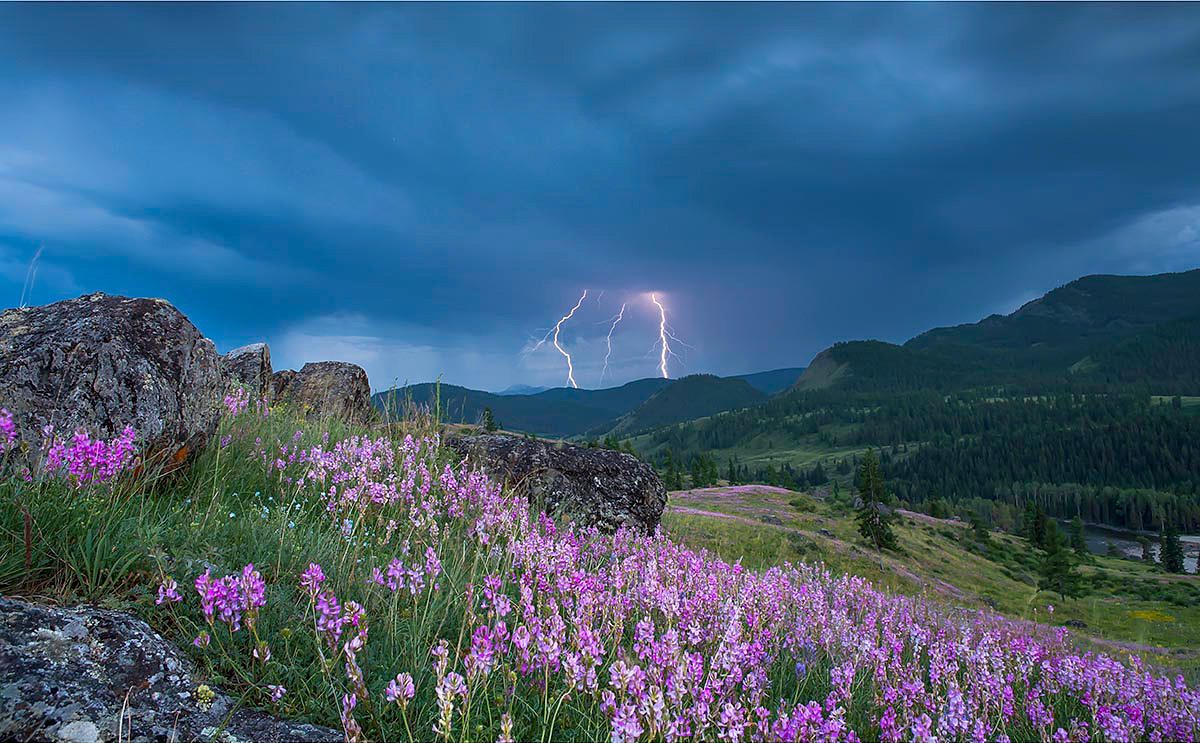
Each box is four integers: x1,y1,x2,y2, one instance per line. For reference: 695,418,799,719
446,433,667,534
0,597,338,743
269,369,298,401
271,362,370,423
220,343,272,401
0,293,223,463
1063,619,1087,629
818,529,835,538
851,495,894,516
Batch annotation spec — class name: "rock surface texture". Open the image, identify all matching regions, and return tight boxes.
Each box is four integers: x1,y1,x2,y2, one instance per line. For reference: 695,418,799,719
0,293,223,459
446,434,667,534
0,597,339,743
219,343,272,400
269,369,299,402
272,361,371,423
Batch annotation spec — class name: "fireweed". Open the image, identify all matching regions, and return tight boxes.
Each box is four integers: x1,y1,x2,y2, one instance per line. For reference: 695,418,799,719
147,415,1198,743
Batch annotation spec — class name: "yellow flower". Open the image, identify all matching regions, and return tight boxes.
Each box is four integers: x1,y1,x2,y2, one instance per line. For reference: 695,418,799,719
196,683,216,711
1129,610,1175,623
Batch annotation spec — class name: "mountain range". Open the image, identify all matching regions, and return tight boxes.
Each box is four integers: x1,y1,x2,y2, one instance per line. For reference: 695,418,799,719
372,368,804,438
376,269,1200,441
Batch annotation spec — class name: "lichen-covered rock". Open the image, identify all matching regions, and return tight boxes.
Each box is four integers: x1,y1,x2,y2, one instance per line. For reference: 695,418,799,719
269,369,298,402
220,343,272,400
446,434,667,534
0,597,338,743
272,361,370,423
0,293,223,460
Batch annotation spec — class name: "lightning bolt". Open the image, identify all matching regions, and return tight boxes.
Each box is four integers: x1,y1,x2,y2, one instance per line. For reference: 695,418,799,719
650,292,689,379
600,302,626,386
529,290,587,388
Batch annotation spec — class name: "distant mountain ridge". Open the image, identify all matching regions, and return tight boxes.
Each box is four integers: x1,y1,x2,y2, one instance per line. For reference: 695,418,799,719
496,384,549,396
373,367,805,438
373,378,669,438
792,269,1200,394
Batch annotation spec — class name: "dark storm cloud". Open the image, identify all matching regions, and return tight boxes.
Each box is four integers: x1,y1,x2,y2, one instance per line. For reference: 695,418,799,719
0,3,1197,389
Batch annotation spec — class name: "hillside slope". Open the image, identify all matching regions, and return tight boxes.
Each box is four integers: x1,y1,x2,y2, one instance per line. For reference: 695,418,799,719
598,374,767,437
662,484,1200,681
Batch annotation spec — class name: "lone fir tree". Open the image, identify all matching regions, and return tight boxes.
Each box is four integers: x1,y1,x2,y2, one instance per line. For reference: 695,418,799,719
482,407,499,432
1037,521,1082,600
1161,521,1185,573
855,448,897,556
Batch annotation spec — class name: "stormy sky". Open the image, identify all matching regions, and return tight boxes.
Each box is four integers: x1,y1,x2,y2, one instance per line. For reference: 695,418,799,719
1,4,1198,391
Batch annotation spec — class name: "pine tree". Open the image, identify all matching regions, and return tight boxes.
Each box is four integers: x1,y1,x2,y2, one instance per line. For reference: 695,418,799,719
808,461,828,486
482,407,498,432
1161,521,1185,573
726,458,737,485
1069,516,1088,556
1023,501,1040,547
969,511,990,542
662,451,684,491
1038,539,1082,600
855,448,898,555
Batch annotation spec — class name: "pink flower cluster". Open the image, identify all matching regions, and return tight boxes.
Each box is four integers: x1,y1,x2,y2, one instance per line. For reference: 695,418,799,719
224,387,250,416
194,564,267,633
156,576,182,605
368,546,442,595
0,408,16,454
44,424,137,485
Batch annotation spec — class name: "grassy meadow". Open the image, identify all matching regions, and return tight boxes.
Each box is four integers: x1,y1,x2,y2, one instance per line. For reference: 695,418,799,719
2,399,1198,741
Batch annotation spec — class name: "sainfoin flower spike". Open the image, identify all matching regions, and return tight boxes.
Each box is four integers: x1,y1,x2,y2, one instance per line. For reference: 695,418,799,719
42,423,137,485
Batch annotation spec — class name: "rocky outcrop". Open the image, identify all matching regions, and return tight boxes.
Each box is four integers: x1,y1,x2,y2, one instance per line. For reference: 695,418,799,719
446,434,667,534
270,369,299,401
271,361,371,423
220,343,272,400
0,597,338,743
0,293,223,460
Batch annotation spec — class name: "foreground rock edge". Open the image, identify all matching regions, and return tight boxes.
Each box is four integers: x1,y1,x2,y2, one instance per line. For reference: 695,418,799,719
0,597,338,743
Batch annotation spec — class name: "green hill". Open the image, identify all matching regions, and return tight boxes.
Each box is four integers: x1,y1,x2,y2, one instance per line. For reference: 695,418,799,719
598,374,767,437
790,269,1200,394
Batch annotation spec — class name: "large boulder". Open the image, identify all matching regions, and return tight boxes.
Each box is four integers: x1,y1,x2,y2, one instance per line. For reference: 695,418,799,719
272,361,371,423
220,342,272,400
0,597,338,742
270,369,299,401
446,434,667,534
0,293,223,460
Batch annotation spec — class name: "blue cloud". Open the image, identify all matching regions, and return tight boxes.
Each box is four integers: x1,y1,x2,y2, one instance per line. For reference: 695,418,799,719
0,4,1197,390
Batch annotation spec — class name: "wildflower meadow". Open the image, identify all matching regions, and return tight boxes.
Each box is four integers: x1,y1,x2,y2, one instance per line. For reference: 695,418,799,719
1,397,1196,743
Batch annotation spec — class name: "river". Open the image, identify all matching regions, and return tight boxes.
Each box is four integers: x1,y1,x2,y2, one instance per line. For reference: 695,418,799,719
1065,520,1200,573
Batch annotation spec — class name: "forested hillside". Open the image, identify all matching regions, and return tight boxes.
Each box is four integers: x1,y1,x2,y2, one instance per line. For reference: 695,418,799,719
636,271,1200,535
